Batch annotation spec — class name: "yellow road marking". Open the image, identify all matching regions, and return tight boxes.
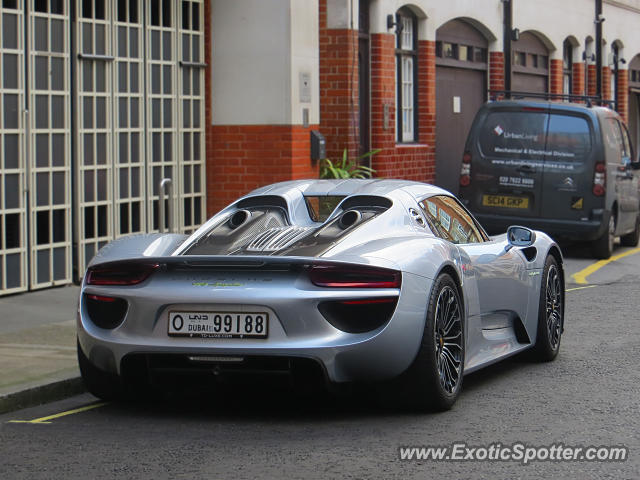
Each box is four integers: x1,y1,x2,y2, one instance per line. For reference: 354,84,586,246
8,402,107,424
571,247,640,284
566,285,597,292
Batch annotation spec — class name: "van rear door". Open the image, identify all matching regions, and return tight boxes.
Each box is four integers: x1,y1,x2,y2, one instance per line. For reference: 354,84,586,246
472,107,547,218
539,112,594,222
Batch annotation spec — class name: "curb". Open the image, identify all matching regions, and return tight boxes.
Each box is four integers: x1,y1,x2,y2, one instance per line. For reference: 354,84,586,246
0,376,86,415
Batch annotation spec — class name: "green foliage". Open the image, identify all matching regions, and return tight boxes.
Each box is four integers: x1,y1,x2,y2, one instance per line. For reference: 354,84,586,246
319,149,379,179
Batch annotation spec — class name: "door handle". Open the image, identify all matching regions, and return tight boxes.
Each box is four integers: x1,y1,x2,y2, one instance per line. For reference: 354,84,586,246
516,165,536,174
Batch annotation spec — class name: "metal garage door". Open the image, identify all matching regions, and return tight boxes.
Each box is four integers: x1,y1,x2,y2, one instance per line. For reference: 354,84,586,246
76,0,206,276
0,0,72,294
0,0,205,295
435,19,488,195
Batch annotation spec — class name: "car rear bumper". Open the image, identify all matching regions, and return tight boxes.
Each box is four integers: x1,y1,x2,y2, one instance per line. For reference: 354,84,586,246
77,271,432,385
474,211,608,241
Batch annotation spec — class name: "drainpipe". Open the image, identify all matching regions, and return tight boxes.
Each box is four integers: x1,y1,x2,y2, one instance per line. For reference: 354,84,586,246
595,0,603,99
503,0,513,96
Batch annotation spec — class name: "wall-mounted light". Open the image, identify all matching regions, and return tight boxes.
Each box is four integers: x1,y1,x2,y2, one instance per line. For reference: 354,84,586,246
386,14,403,34
582,51,596,62
511,28,520,41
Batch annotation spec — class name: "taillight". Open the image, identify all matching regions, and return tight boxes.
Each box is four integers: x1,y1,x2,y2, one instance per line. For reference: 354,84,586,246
593,162,606,196
460,151,472,187
308,264,401,289
86,263,160,286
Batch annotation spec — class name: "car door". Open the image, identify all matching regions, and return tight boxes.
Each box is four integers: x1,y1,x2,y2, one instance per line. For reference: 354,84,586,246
471,107,547,218
539,112,595,224
607,117,636,232
419,195,531,367
618,120,639,231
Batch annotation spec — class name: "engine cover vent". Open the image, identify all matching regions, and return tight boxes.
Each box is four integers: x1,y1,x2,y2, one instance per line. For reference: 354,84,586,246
246,226,314,252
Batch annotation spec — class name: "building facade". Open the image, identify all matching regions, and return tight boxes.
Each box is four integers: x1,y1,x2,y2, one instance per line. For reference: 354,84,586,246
2,0,640,295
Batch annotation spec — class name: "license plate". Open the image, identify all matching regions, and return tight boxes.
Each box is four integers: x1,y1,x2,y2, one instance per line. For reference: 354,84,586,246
482,194,529,209
168,311,268,338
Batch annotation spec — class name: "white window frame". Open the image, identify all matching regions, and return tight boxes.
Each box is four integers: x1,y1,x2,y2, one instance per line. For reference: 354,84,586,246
396,9,417,143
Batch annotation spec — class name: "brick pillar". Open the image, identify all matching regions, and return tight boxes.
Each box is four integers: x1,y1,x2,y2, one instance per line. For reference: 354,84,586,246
617,69,629,123
419,40,437,182
489,51,505,98
549,59,563,96
370,33,396,178
602,66,612,101
572,62,585,97
587,64,597,97
205,1,319,216
319,0,359,163
368,34,433,181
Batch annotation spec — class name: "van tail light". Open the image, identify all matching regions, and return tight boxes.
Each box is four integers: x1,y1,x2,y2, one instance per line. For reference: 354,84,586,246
459,151,472,187
593,162,606,196
86,262,160,286
308,264,401,289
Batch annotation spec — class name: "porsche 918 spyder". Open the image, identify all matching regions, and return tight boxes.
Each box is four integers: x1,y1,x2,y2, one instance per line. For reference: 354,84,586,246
77,179,564,410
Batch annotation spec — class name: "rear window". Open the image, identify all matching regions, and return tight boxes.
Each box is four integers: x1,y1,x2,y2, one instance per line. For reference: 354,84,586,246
479,111,548,160
546,114,592,163
479,110,592,164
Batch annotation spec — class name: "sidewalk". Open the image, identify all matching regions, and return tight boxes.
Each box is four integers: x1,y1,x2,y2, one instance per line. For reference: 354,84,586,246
0,285,85,414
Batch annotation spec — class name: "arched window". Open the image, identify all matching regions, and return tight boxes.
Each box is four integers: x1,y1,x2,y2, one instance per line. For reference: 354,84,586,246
563,39,573,95
396,8,417,143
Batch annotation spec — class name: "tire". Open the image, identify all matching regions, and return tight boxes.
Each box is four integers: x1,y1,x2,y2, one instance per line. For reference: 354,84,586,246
531,256,563,362
592,213,615,259
77,340,125,400
620,214,640,247
390,273,465,411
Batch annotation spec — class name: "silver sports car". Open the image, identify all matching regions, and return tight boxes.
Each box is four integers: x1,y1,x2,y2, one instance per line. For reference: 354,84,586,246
77,179,564,410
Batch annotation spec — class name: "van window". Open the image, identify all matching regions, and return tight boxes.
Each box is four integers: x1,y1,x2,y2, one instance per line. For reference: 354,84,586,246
479,111,548,160
605,118,624,161
479,110,591,164
546,114,591,164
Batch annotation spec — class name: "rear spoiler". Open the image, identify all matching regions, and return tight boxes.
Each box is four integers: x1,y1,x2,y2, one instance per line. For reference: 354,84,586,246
85,255,369,274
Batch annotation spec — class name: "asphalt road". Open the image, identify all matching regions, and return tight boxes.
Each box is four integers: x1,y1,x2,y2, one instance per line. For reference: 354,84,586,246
1,243,639,480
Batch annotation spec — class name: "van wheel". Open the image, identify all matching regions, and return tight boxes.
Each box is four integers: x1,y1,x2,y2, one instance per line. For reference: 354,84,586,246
592,214,615,259
620,214,640,247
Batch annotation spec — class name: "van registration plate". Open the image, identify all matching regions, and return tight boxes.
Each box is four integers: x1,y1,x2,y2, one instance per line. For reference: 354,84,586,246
482,195,529,209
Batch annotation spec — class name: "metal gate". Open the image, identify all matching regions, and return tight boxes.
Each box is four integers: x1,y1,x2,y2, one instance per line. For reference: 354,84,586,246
76,0,206,276
0,0,205,295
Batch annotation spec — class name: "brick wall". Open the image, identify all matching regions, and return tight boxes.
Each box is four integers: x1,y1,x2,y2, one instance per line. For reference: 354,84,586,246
572,61,585,97
617,69,629,123
549,59,563,95
489,52,505,96
602,66,612,101
587,64,597,97
369,33,434,181
204,0,317,216
319,2,359,162
207,125,318,215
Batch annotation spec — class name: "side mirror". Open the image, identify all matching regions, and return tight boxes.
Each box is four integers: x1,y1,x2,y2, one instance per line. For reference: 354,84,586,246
506,225,536,251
